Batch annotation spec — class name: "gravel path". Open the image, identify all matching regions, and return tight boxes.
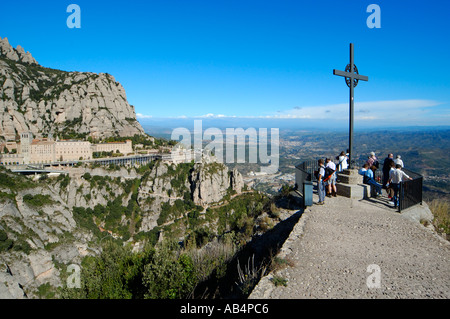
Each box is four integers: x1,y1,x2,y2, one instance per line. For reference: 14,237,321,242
250,194,450,299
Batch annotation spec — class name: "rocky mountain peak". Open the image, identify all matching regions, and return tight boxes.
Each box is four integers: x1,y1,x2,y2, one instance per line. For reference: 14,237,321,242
0,37,38,65
0,36,144,141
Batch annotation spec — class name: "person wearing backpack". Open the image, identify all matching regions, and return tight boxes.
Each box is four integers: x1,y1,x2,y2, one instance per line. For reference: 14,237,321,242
316,159,326,205
325,158,337,197
367,152,379,169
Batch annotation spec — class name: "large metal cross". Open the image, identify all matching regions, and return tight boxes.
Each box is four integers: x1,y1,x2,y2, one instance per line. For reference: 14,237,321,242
333,43,368,169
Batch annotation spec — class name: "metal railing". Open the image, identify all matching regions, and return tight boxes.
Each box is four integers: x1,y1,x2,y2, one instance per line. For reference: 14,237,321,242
295,158,423,212
296,160,320,182
295,159,320,207
398,168,423,213
375,165,423,212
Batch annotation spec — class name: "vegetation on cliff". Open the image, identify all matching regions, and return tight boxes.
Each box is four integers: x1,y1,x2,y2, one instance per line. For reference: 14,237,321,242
0,160,281,299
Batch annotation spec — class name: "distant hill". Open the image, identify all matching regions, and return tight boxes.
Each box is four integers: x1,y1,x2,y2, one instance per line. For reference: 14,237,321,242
0,36,145,141
277,128,450,201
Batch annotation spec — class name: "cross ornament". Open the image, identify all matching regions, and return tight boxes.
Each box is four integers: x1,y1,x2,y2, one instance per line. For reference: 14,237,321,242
333,43,369,169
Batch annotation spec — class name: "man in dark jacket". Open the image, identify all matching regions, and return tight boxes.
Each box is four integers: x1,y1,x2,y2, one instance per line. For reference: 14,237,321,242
382,153,394,189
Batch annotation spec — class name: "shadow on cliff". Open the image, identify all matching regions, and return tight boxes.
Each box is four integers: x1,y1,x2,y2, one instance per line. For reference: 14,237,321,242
192,197,305,299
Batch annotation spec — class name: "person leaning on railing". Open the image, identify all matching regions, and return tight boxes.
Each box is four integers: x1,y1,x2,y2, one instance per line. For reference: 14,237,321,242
388,164,413,208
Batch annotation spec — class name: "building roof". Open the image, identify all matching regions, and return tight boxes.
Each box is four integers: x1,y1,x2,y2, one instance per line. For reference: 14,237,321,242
31,139,54,146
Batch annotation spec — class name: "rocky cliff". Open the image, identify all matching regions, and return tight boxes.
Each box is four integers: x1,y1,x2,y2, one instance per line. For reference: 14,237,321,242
137,161,244,232
0,169,93,298
191,164,244,206
0,159,246,298
0,37,144,141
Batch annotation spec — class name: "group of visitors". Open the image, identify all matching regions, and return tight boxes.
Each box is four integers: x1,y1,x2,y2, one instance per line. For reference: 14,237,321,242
315,151,412,208
315,151,349,205
379,153,412,208
358,152,412,208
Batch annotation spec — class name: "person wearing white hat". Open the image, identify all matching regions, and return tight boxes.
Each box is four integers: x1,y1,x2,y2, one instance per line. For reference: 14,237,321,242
367,152,379,169
394,155,404,168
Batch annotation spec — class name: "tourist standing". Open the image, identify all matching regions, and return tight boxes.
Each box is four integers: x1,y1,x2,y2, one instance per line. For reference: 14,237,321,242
394,155,404,168
325,158,337,197
367,152,379,169
386,161,396,199
337,151,348,172
316,159,326,205
382,153,394,189
388,164,413,208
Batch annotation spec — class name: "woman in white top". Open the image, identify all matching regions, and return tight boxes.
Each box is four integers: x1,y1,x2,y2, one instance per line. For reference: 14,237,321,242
337,151,348,172
388,164,412,208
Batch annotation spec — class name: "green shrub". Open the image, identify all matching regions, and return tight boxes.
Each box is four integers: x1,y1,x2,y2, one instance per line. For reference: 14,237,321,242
0,191,15,203
58,174,70,188
11,239,31,254
143,241,197,299
0,238,14,252
0,172,33,190
271,275,288,287
36,283,56,299
61,242,154,299
0,229,31,253
0,229,13,252
72,206,101,236
61,240,198,299
133,227,160,247
430,200,450,239
23,194,54,208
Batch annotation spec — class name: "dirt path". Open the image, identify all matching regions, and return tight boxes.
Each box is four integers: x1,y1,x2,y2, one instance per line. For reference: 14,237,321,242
250,194,450,299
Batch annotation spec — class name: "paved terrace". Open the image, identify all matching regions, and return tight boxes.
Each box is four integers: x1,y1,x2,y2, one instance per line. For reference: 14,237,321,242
249,192,450,299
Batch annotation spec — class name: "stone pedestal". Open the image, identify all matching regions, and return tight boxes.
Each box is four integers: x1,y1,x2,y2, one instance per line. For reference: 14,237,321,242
336,169,369,199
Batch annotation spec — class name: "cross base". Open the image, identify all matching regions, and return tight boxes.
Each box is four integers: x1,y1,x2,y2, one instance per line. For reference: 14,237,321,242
336,169,374,199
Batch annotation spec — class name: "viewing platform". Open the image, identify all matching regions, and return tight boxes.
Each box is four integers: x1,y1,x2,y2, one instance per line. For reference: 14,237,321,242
250,191,450,299
295,160,424,213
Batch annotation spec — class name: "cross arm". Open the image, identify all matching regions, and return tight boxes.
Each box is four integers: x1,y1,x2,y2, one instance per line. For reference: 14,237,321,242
333,69,369,82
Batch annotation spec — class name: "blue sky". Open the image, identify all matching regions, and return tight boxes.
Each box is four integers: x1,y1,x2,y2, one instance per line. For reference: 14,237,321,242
1,0,449,128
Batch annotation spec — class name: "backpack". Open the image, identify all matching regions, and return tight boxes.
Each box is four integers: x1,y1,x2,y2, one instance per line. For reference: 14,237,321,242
314,167,325,180
373,160,380,169
313,170,319,180
323,167,335,182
